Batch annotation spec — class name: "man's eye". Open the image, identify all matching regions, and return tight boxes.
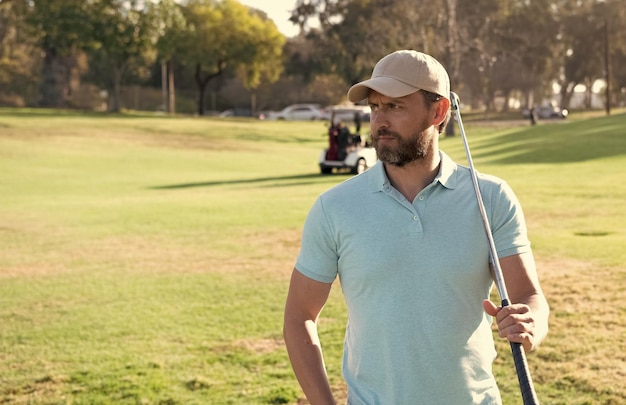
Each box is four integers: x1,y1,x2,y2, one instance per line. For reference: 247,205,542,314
369,105,379,112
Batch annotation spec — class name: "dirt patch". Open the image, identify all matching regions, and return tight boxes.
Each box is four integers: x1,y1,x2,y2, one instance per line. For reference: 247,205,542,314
0,121,251,152
236,337,285,354
531,255,626,400
1,374,69,404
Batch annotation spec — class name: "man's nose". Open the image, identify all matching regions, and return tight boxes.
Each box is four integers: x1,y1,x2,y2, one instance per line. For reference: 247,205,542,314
371,111,388,130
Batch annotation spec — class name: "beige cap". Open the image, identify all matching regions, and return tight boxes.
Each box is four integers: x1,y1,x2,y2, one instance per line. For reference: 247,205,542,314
347,50,450,102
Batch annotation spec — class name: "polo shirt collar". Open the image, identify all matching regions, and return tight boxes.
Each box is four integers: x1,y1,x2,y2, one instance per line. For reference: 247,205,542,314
436,151,458,189
368,150,459,192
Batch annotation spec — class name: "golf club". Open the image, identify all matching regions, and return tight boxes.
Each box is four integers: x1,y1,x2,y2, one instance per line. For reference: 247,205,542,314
450,91,540,405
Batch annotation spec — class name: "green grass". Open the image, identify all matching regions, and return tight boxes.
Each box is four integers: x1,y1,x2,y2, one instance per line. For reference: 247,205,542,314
0,108,625,404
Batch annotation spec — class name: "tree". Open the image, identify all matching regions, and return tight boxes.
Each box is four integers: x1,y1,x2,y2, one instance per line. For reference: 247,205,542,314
86,0,158,112
289,0,436,88
150,0,187,114
599,0,626,111
0,1,39,106
11,0,93,107
287,0,569,111
494,0,559,108
553,0,604,110
179,0,285,115
454,0,505,109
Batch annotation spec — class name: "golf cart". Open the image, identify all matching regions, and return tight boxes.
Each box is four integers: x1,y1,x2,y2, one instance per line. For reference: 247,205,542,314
318,122,377,174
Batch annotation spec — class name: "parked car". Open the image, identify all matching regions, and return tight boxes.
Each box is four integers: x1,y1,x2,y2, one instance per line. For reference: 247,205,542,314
219,108,253,117
522,105,568,119
327,104,371,123
266,104,328,121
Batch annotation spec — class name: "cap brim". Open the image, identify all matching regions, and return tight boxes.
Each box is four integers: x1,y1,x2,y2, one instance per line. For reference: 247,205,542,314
347,77,419,102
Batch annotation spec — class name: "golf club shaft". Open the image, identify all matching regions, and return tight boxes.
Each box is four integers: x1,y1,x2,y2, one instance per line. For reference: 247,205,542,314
450,92,540,405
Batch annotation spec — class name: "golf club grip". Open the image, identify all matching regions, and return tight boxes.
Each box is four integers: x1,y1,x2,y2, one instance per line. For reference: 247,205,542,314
511,339,540,404
500,297,540,405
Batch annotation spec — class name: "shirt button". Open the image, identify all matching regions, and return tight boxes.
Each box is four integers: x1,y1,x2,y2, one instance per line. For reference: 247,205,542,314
418,196,425,201
413,216,419,221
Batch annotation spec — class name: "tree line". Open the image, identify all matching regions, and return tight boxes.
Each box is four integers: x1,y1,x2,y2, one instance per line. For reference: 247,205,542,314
291,0,625,113
0,0,624,115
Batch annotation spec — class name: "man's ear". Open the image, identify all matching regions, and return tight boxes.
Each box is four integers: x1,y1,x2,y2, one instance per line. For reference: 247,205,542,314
433,98,450,126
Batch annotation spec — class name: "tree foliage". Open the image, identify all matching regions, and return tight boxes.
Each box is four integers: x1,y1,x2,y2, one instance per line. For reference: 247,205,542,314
0,0,624,112
0,1,39,105
289,0,626,110
179,0,284,115
9,0,93,107
150,0,187,113
86,0,158,112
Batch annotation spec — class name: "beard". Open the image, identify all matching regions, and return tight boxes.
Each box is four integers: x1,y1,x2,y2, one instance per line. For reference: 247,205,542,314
372,122,433,167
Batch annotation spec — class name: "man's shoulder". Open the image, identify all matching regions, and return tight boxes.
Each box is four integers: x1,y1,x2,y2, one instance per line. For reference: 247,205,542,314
454,163,508,189
325,164,379,191
318,166,380,208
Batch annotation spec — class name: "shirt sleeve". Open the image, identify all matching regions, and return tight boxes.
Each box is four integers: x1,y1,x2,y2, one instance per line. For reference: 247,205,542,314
488,179,532,259
295,196,339,284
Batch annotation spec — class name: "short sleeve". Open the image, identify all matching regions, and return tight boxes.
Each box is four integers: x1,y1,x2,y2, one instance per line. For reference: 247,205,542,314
488,179,531,259
295,196,339,284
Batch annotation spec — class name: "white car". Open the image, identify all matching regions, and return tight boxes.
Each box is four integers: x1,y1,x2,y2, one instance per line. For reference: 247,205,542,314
327,105,371,123
267,104,328,121
522,105,568,119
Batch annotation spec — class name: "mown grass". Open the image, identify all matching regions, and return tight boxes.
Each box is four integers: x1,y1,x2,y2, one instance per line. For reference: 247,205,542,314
0,108,625,404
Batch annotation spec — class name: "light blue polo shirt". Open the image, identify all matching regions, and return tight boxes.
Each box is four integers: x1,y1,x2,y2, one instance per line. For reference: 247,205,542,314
295,151,531,404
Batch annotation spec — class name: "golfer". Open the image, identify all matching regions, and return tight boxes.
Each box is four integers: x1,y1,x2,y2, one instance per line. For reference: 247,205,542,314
283,50,549,404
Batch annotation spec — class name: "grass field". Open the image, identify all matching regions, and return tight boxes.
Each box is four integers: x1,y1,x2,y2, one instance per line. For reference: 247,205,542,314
0,108,625,405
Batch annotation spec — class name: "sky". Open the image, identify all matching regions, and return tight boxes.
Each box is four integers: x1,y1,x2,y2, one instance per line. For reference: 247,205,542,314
238,0,299,37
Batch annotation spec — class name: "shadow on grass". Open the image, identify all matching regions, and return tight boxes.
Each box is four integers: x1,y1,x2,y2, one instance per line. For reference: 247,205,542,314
463,114,626,165
150,173,349,190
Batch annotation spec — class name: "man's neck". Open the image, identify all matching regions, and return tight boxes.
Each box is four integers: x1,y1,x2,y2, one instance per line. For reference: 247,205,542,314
384,150,441,202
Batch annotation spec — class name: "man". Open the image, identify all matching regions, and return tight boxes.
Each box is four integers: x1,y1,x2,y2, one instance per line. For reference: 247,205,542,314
283,50,549,404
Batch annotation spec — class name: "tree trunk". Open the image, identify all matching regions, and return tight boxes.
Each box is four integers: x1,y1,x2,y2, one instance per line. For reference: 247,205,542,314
110,68,123,112
195,63,207,116
195,62,225,116
168,58,175,114
502,89,511,112
604,18,610,115
161,61,167,112
197,84,206,115
39,46,65,108
444,0,458,137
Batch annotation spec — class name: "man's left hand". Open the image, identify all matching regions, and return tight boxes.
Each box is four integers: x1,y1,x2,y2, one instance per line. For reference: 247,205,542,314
483,299,537,352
